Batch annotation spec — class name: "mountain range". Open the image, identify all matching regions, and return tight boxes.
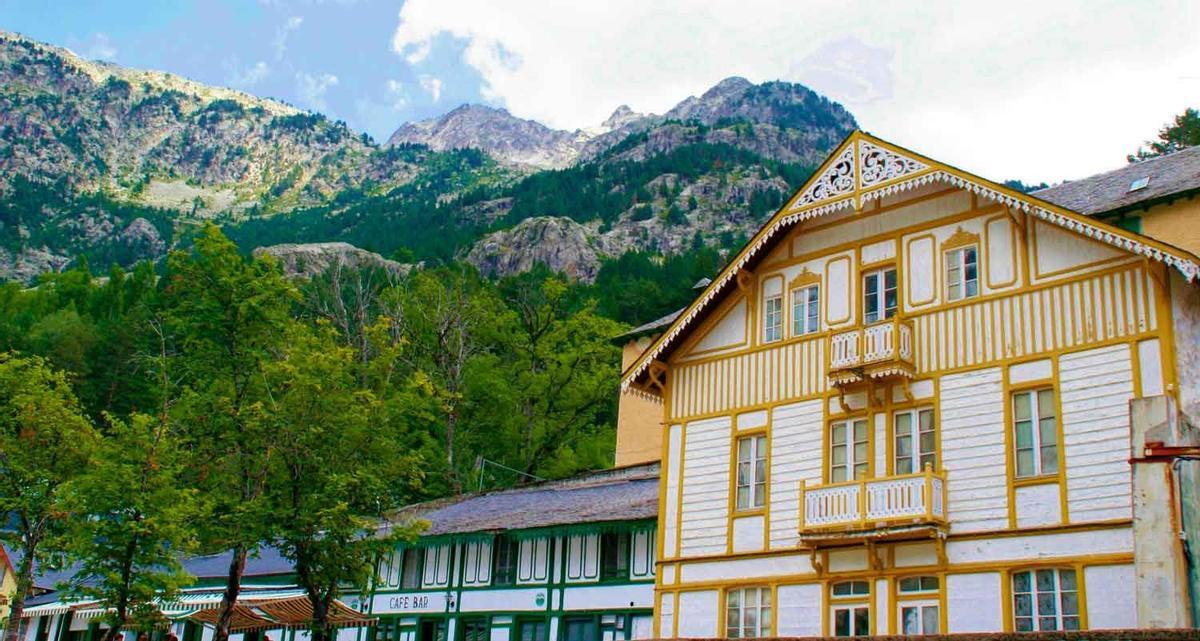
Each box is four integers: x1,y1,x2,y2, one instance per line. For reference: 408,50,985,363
0,29,857,283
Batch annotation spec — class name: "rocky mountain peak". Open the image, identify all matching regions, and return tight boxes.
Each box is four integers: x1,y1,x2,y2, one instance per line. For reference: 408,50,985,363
601,105,645,131
386,103,583,169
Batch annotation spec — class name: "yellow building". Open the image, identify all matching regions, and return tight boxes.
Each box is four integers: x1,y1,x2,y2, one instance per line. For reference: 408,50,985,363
0,546,16,625
620,131,1200,637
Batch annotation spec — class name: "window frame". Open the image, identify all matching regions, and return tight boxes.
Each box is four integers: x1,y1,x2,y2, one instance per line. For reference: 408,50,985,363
1011,387,1059,479
598,531,630,581
791,283,821,336
492,535,519,586
1010,567,1082,632
944,244,980,302
725,586,773,639
399,546,424,590
896,575,942,636
829,581,872,638
829,418,870,483
862,266,898,325
735,433,768,511
763,293,783,343
892,407,937,475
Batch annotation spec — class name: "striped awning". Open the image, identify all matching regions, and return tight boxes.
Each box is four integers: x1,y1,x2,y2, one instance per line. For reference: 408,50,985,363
185,596,373,632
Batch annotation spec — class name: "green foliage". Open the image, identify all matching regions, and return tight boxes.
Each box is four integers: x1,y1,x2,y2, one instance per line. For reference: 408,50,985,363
263,322,425,641
586,244,733,326
1129,107,1200,162
65,413,197,640
0,353,101,639
1002,179,1050,194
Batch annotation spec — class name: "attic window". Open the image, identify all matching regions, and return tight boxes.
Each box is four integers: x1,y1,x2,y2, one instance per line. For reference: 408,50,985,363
1128,176,1150,192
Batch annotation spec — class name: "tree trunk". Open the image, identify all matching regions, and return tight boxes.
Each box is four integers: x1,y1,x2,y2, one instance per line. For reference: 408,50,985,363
309,595,332,641
212,545,248,641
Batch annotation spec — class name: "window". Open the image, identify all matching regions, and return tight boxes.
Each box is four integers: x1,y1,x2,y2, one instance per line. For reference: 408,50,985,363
945,246,979,301
459,619,488,641
725,587,772,638
399,547,424,589
736,435,767,510
599,532,629,580
493,535,519,585
897,576,940,635
563,617,599,641
1012,569,1080,631
373,618,400,641
600,614,629,641
517,620,548,641
1012,388,1058,478
830,581,870,637
863,267,897,324
830,419,869,482
894,408,936,474
792,284,820,336
764,295,783,342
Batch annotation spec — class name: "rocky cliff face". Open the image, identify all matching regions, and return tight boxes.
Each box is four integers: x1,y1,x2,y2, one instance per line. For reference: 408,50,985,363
387,104,589,170
254,242,417,279
0,30,420,212
466,166,791,282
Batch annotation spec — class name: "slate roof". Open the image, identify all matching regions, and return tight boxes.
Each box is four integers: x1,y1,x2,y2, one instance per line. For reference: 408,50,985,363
382,463,659,537
1035,145,1200,216
9,545,296,606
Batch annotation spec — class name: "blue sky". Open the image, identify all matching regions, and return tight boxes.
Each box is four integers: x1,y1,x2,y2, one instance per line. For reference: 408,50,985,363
0,0,488,142
2,1,1198,182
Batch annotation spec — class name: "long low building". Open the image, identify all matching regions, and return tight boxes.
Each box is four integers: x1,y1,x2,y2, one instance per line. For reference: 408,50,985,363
373,462,659,641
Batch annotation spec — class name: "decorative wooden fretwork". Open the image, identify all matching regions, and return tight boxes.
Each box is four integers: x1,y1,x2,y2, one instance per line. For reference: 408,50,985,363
940,226,980,251
789,145,855,210
858,140,928,188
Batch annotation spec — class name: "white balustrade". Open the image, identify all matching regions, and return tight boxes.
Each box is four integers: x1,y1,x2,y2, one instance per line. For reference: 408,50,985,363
800,468,947,531
829,330,860,369
828,319,915,376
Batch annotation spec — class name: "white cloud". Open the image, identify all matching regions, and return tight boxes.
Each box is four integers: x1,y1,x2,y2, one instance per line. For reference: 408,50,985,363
385,79,410,110
419,74,443,102
84,33,118,61
295,71,339,112
274,15,304,61
391,0,1200,182
228,61,271,87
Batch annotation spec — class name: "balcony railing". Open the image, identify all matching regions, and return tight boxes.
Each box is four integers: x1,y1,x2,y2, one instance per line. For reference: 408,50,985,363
828,318,915,385
799,466,947,533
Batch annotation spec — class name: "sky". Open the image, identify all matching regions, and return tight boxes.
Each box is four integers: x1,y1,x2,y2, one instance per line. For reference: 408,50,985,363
1,0,1198,183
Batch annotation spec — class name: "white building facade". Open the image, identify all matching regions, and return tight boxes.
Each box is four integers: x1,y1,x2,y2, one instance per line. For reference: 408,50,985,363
621,132,1200,637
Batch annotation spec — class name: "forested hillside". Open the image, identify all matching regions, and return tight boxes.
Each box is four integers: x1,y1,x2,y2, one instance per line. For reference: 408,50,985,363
0,30,855,286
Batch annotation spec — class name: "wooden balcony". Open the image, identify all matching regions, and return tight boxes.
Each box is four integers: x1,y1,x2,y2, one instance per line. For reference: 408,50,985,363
799,466,948,540
827,319,916,386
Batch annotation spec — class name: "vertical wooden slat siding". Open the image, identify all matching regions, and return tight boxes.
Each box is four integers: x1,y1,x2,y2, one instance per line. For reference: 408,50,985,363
668,265,1154,421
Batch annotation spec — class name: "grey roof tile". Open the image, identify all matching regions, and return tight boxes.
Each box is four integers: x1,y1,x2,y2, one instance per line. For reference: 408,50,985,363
1035,146,1200,216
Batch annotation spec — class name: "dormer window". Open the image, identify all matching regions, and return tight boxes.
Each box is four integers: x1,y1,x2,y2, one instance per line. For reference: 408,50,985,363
1128,176,1150,192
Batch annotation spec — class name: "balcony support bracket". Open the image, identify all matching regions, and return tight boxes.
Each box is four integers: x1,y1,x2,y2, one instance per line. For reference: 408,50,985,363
865,540,884,571
934,533,948,566
836,387,852,414
899,378,914,403
809,548,826,576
